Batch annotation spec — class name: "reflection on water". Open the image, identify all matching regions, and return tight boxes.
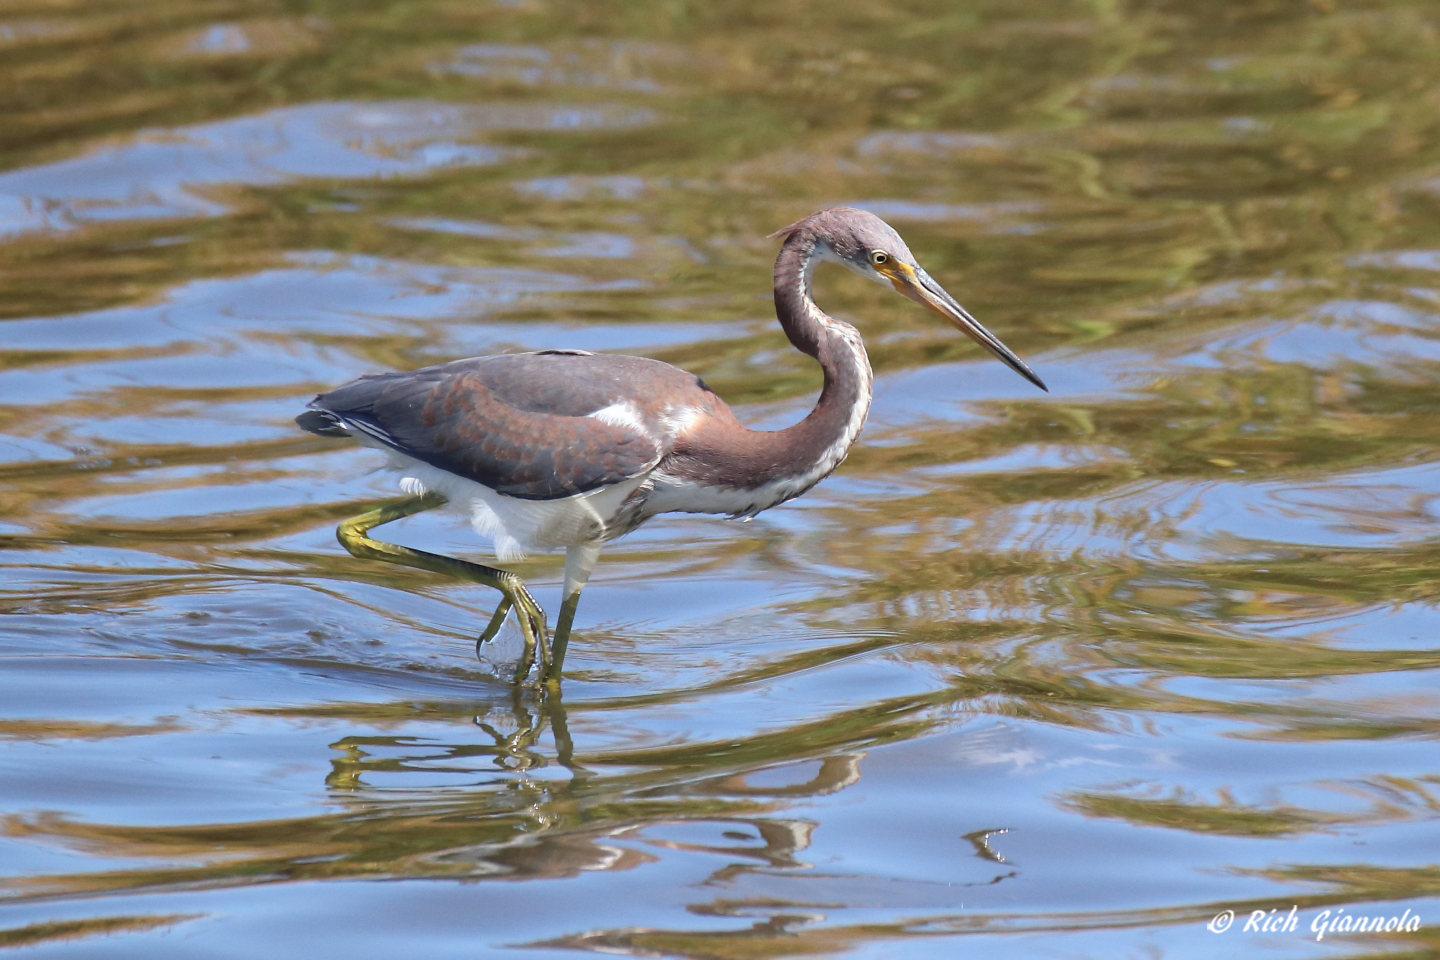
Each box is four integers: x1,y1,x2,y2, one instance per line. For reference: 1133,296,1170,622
2,0,1440,956
0,100,654,237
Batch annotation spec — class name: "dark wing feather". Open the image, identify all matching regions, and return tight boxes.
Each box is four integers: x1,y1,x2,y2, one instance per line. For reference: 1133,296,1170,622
303,354,674,500
295,409,351,438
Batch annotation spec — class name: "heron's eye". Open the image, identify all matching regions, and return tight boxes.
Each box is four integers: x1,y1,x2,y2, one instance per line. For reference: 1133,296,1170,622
870,250,889,266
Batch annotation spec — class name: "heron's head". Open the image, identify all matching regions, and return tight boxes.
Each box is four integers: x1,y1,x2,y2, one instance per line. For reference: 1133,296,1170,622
773,206,1047,392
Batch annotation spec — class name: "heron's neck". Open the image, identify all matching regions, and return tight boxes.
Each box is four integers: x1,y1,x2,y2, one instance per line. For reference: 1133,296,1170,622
654,234,873,507
762,234,874,489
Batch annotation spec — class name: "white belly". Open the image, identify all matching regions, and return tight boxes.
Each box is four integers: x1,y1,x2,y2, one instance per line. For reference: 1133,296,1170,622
371,447,645,561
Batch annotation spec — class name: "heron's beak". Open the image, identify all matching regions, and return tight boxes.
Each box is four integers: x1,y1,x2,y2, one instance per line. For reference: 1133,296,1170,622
881,260,1047,392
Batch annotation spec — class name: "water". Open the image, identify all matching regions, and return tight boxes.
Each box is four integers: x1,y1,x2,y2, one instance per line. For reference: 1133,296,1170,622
2,0,1439,956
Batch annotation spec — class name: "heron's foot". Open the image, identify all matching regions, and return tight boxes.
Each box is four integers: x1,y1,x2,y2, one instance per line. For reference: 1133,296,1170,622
476,579,549,685
337,495,553,687
478,585,578,687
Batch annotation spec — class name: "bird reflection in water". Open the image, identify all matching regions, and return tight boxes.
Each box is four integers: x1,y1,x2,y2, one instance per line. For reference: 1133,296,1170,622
324,687,583,792
429,750,865,881
323,689,872,882
319,691,1017,952
299,208,1045,686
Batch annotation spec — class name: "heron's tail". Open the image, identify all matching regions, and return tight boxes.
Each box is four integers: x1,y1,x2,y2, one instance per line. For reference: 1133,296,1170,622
295,409,352,438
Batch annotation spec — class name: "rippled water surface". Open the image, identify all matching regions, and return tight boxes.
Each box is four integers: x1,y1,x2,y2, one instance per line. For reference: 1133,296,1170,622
4,1,1440,956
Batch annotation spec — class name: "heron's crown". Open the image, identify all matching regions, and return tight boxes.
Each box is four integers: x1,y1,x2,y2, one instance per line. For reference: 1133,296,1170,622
772,206,917,273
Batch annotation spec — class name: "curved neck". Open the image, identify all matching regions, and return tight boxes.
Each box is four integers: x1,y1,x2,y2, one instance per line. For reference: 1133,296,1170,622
659,231,869,506
661,231,875,503
771,231,873,420
773,234,827,358
748,232,875,491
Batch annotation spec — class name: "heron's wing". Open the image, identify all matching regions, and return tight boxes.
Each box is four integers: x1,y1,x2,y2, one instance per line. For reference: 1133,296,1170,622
306,353,671,500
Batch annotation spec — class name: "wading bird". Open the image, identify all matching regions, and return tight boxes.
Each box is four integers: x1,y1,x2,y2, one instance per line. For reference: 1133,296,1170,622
298,207,1046,686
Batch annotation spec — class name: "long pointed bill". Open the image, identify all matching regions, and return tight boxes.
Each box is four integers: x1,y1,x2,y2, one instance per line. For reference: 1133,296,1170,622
883,261,1048,392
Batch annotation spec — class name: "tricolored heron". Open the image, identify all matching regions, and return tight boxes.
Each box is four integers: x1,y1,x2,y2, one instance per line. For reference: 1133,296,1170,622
298,207,1046,686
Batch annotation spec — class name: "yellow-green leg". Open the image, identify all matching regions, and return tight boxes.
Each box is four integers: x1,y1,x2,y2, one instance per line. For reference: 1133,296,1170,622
336,494,549,685
541,592,582,688
536,543,600,688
